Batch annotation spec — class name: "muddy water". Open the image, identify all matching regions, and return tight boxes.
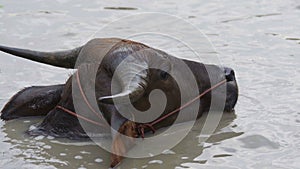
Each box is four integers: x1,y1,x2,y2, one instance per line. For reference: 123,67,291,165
0,0,299,169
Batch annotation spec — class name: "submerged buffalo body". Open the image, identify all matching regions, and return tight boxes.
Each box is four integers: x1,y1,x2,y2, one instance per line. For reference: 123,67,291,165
0,38,238,167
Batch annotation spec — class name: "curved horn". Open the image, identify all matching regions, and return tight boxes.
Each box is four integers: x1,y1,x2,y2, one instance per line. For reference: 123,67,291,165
99,59,149,104
0,45,82,68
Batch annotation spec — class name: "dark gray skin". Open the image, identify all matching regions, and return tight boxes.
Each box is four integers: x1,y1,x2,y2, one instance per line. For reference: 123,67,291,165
1,84,64,120
0,38,238,167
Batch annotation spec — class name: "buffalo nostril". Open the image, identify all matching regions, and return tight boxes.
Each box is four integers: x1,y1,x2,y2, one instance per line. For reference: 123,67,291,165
224,67,235,82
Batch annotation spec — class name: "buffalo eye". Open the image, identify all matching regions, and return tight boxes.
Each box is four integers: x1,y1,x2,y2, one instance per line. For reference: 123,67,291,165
160,71,169,80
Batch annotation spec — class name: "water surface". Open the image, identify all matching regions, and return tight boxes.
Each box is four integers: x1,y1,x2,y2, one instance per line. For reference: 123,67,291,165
0,0,299,169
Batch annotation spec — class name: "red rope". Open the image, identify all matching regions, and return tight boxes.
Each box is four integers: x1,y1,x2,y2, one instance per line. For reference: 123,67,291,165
55,70,107,128
137,79,227,138
57,70,227,138
75,71,105,121
150,79,226,126
56,105,105,127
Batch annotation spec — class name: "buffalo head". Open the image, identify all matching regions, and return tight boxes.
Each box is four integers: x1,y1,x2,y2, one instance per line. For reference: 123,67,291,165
0,38,238,167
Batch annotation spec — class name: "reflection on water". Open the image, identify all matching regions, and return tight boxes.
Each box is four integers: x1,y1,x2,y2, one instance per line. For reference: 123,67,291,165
2,117,110,169
2,112,239,169
1,0,300,169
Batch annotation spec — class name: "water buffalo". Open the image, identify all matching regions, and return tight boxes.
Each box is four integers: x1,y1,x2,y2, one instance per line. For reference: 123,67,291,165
0,38,238,167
